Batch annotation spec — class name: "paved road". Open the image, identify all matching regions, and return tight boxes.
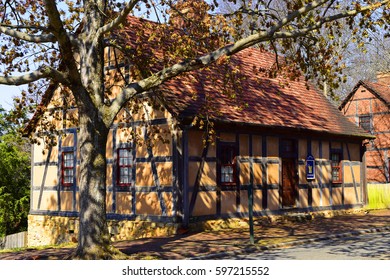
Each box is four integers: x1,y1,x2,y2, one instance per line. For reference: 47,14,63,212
223,231,390,260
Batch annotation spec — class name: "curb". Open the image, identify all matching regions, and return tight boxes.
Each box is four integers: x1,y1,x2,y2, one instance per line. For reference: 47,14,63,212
189,226,390,260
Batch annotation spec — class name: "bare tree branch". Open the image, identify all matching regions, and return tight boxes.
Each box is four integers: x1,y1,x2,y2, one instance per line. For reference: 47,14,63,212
0,66,68,86
273,0,389,40
43,0,80,81
0,24,56,43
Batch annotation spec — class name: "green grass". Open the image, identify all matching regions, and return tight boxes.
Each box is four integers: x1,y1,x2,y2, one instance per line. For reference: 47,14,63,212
367,184,390,210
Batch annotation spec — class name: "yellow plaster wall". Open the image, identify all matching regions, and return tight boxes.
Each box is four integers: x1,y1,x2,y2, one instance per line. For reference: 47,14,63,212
221,191,237,214
61,133,74,147
312,188,321,207
311,140,320,158
116,126,134,144
299,189,309,208
116,193,133,215
33,166,58,187
106,164,113,187
252,135,262,156
151,125,172,157
188,130,205,156
332,188,343,205
33,141,58,163
298,139,307,159
186,131,217,157
267,189,279,210
136,163,154,187
345,144,360,161
64,108,78,128
239,134,250,156
136,192,162,215
32,191,58,211
106,130,113,159
75,192,80,212
321,164,332,184
322,141,329,159
219,133,236,142
343,162,361,184
344,187,360,205
188,162,216,187
267,136,279,157
240,190,263,212
239,162,250,185
253,162,263,185
156,162,173,186
191,191,217,216
162,192,173,216
298,164,307,185
60,192,73,211
267,163,279,185
322,188,331,206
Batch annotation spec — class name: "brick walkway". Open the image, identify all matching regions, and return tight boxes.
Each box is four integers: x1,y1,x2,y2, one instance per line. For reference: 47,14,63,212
1,209,390,260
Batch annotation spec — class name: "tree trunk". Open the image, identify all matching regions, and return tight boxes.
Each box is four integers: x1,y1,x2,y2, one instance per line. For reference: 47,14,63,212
71,1,126,258
74,104,113,259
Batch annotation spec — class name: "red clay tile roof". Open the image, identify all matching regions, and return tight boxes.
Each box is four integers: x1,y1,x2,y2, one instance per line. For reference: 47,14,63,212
361,80,390,106
339,80,390,112
159,48,372,139
25,16,371,140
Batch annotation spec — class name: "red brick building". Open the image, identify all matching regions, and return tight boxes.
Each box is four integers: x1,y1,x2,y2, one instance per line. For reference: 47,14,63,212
339,74,390,183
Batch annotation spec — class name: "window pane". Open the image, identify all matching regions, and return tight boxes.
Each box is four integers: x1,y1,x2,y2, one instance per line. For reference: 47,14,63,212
219,143,237,185
64,169,73,184
118,147,132,185
64,153,74,167
221,165,234,183
62,152,74,186
119,148,132,166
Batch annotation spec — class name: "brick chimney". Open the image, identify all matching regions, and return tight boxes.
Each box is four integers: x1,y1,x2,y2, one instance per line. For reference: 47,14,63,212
377,72,390,85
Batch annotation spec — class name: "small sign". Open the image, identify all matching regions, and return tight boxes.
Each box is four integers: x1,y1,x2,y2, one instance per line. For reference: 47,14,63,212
306,154,315,180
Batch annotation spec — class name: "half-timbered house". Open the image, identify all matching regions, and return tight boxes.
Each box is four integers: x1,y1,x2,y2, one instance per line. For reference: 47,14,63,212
26,17,373,247
339,74,390,183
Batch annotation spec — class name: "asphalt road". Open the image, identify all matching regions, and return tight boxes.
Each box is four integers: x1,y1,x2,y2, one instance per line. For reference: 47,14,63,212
224,231,390,260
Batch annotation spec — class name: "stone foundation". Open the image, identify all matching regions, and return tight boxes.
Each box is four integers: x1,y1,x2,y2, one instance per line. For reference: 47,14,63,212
27,215,181,247
28,208,366,247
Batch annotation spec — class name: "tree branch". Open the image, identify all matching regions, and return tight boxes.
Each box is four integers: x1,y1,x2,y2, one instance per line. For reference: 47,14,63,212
43,0,80,81
107,0,390,121
0,66,68,86
273,0,390,40
97,0,140,37
0,24,57,43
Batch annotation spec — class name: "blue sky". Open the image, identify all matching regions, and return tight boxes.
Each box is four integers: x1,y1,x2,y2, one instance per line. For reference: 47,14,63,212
0,84,25,111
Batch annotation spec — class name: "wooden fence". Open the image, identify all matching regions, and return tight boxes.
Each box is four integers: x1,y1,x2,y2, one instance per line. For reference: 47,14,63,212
367,183,390,210
0,231,28,250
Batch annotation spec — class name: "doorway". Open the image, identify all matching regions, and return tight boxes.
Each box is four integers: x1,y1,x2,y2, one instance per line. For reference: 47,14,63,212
280,139,298,208
282,159,298,207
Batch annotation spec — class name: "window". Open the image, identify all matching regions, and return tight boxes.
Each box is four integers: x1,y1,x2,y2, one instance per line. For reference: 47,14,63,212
62,151,74,187
117,148,132,186
331,152,342,183
359,116,371,132
219,143,237,186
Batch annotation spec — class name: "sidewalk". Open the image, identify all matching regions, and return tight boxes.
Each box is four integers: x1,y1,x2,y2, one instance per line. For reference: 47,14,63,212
1,209,390,260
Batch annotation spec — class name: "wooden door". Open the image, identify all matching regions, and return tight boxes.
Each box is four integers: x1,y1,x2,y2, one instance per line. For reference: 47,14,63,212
282,159,297,207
